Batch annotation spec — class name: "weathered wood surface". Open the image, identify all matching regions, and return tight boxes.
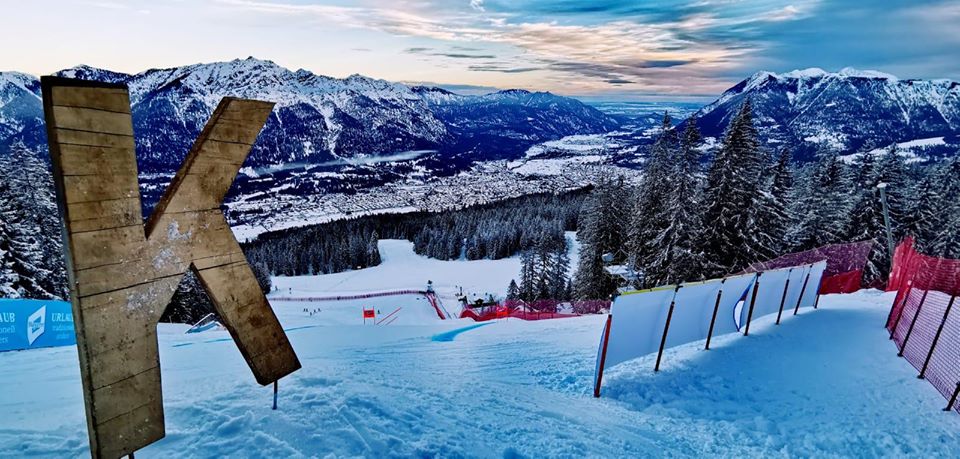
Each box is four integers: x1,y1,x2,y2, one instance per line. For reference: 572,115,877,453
42,77,301,459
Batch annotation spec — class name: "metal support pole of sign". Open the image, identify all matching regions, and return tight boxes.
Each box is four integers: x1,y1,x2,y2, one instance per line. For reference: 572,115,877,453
898,289,930,357
594,314,613,398
776,269,793,325
705,280,726,351
272,381,278,410
919,295,956,379
793,266,812,316
744,273,762,337
946,383,960,412
813,277,823,309
878,183,896,272
654,285,682,372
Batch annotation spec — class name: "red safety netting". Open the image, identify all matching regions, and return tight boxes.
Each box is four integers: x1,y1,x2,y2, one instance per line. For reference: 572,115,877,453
744,241,873,294
885,238,960,413
459,299,609,322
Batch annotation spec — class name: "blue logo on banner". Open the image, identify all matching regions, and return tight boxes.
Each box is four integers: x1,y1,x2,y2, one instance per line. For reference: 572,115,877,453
0,299,76,352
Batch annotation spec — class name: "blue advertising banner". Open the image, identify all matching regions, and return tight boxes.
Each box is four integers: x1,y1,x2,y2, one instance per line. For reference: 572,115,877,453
0,299,76,352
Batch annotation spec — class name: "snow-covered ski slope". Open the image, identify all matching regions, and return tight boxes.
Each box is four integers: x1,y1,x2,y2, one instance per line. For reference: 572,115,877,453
272,239,522,314
2,245,959,457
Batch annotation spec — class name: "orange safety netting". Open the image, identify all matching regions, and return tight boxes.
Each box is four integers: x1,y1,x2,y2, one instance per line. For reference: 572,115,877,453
885,237,960,413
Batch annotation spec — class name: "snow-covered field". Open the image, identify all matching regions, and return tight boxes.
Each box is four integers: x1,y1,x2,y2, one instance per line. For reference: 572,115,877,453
2,245,959,457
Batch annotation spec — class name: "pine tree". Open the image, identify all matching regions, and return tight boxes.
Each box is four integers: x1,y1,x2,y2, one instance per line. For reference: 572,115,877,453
700,100,765,275
367,230,382,266
251,262,272,295
573,178,629,299
628,113,678,271
506,279,520,300
843,152,890,284
787,149,851,251
640,117,708,286
928,158,960,257
0,146,65,299
751,148,793,260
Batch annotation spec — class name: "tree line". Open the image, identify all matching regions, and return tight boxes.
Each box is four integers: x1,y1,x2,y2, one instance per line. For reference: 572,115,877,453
242,191,586,276
573,101,960,300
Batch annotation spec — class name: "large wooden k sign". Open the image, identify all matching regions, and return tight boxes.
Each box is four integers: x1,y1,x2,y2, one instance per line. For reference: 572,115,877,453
41,77,301,458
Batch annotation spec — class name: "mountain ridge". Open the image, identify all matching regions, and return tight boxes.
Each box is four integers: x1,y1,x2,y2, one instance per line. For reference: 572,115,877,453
0,57,618,170
691,67,960,159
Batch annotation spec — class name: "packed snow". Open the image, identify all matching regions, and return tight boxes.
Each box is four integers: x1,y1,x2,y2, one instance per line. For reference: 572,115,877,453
1,245,959,457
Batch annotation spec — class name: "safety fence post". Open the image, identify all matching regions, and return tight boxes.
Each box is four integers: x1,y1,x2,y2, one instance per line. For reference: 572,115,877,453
744,273,763,336
898,289,930,357
776,268,793,325
594,314,613,398
793,265,812,316
654,285,682,372
918,295,956,379
946,383,960,412
889,284,915,339
705,279,726,350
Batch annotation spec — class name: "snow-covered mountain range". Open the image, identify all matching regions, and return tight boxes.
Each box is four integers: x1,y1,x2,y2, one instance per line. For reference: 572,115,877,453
0,57,617,172
690,67,960,159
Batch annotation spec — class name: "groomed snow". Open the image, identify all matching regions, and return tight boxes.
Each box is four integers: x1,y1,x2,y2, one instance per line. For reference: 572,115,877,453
1,250,958,456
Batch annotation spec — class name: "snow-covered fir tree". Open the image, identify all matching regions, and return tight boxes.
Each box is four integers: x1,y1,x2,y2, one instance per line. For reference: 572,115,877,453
519,230,570,301
699,100,766,276
0,146,67,299
506,279,520,300
927,158,960,257
787,149,851,251
640,117,709,286
573,177,629,299
628,113,678,273
751,148,793,260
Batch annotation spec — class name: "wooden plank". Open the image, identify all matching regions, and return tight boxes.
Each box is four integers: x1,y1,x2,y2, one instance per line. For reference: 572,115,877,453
158,167,245,214
66,198,142,233
206,118,268,144
90,366,162,424
192,140,251,165
74,259,157,298
94,398,165,459
85,333,160,390
51,86,131,113
54,128,135,149
70,224,145,270
58,143,139,176
52,106,134,136
198,261,300,385
62,173,139,204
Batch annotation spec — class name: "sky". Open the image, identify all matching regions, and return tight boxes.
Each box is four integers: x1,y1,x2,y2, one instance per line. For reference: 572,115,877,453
3,0,959,101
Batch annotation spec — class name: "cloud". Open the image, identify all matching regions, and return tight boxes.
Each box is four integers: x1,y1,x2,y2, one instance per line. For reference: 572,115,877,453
469,64,540,73
210,0,848,96
406,47,497,59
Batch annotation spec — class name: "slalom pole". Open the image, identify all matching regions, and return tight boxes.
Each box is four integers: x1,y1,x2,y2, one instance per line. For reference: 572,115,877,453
594,314,613,398
793,265,812,316
705,279,725,351
898,289,930,357
654,285,682,372
918,295,956,379
744,273,762,337
946,383,960,412
272,381,278,410
776,269,793,325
